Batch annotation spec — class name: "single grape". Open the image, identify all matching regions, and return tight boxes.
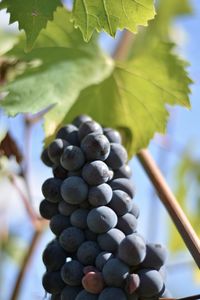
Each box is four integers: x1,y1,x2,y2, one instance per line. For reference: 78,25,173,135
81,133,110,161
118,234,146,266
60,145,85,171
141,243,167,270
82,161,110,186
97,228,125,252
99,287,127,300
50,214,71,236
61,260,84,286
58,200,78,216
105,143,127,170
70,208,89,229
108,190,132,216
77,241,101,265
61,286,82,300
87,206,118,234
75,290,99,300
95,252,114,271
78,120,103,141
129,202,140,219
82,271,105,294
109,178,135,198
125,273,140,295
117,213,137,235
52,165,68,179
72,114,92,128
113,164,132,179
61,176,88,204
48,139,68,164
59,227,85,253
137,269,164,298
39,199,59,220
56,124,79,146
103,128,122,144
41,148,54,167
88,183,113,207
102,258,129,287
42,239,67,271
42,178,62,203
42,271,65,294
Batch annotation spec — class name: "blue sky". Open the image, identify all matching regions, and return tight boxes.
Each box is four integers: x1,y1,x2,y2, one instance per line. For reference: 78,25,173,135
0,0,200,299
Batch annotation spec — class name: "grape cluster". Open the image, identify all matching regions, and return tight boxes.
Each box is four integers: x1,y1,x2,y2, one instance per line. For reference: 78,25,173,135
40,115,171,300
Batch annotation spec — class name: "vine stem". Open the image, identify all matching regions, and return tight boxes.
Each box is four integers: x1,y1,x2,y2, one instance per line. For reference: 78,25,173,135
113,31,200,268
9,225,45,300
9,174,39,228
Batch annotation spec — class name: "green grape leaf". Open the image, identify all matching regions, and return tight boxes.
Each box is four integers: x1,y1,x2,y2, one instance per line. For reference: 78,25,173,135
0,0,62,50
61,41,191,156
72,0,155,41
0,9,114,138
152,0,192,38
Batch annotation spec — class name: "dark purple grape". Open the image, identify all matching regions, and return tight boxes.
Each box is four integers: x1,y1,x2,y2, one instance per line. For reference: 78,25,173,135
87,206,117,234
109,178,135,198
97,228,125,252
78,120,103,141
105,143,127,170
42,271,65,294
95,251,114,271
81,133,110,161
61,176,88,204
61,260,84,286
58,200,78,216
42,239,67,271
70,208,89,229
77,241,101,265
60,145,85,171
88,183,112,207
59,227,85,253
42,178,63,203
41,148,54,167
113,164,132,179
117,213,137,235
52,165,68,179
108,190,132,216
102,258,129,287
50,214,71,236
137,269,164,298
82,161,110,186
56,124,79,146
99,287,127,300
75,290,99,299
72,114,92,127
103,128,122,144
39,199,58,220
129,202,140,219
118,234,146,266
48,139,68,164
141,243,167,270
61,286,82,300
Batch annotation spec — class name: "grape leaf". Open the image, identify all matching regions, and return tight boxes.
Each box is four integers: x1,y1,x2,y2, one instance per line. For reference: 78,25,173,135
0,9,114,138
151,0,192,38
72,0,155,41
0,0,62,49
60,41,191,156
